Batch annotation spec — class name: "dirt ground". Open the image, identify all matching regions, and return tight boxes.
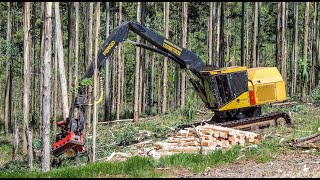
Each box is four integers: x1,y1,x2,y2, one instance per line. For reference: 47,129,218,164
171,151,320,178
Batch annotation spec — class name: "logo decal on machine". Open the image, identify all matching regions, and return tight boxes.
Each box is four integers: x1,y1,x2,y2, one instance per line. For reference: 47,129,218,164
102,40,116,56
162,39,182,56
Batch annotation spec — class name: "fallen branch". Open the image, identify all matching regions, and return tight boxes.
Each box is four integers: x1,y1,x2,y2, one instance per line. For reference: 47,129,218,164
97,115,160,125
131,140,153,148
196,109,213,114
271,101,297,106
192,124,203,154
106,152,116,161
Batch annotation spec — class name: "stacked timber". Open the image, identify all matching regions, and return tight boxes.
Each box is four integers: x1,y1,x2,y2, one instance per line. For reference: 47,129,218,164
153,124,261,154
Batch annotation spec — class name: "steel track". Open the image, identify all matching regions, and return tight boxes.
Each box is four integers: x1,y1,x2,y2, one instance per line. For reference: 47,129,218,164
176,112,292,131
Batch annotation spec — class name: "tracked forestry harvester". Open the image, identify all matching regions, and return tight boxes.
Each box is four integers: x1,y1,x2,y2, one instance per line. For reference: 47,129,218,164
52,20,291,157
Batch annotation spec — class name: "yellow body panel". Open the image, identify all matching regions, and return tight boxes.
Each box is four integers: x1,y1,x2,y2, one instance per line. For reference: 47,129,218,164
275,81,286,102
248,67,287,105
254,83,276,104
247,67,284,84
218,92,251,111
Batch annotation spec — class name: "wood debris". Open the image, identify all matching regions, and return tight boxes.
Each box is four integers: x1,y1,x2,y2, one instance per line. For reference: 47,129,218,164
153,124,262,155
290,132,320,149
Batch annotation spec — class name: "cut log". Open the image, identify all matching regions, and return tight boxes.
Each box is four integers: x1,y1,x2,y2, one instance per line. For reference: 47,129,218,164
228,135,235,142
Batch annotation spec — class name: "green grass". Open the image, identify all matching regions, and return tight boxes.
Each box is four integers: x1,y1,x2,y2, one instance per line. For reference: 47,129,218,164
0,146,241,178
0,156,161,178
158,146,241,173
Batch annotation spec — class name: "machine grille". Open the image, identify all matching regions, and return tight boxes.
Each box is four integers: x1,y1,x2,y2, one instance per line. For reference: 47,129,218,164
255,84,276,103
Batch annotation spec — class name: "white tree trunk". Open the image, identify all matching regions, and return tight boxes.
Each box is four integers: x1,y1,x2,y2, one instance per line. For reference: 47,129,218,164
74,2,79,95
26,128,33,170
86,2,94,129
41,2,52,172
181,2,188,108
162,2,170,114
54,2,69,119
12,116,19,161
92,2,100,163
133,2,141,124
23,1,31,157
23,2,33,169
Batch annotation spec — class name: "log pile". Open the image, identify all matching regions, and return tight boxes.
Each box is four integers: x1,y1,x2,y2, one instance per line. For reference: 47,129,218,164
153,124,262,154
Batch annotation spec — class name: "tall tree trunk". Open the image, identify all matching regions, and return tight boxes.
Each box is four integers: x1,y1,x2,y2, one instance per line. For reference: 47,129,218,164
245,5,250,66
219,2,225,67
55,2,69,119
12,115,19,160
291,2,299,96
181,2,188,108
257,2,261,67
276,2,282,69
252,2,258,67
4,2,11,136
139,2,147,114
0,17,2,132
39,3,45,136
134,2,142,124
216,2,221,67
26,128,33,170
310,2,318,92
74,2,79,97
241,2,245,66
281,2,287,82
302,2,310,102
316,4,320,88
121,2,126,114
53,20,58,135
116,2,122,120
92,2,100,162
162,2,170,114
41,2,52,172
174,19,179,109
86,3,94,127
31,2,36,133
209,2,214,65
23,2,32,164
226,5,230,66
68,2,74,104
111,12,117,116
148,51,155,115
104,2,110,122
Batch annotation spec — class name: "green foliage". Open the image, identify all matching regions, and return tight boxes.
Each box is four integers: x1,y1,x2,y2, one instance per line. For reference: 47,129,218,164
117,123,139,146
179,94,196,122
32,137,42,150
80,78,94,87
310,85,320,104
299,58,309,82
2,160,33,173
262,103,306,114
0,140,12,168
